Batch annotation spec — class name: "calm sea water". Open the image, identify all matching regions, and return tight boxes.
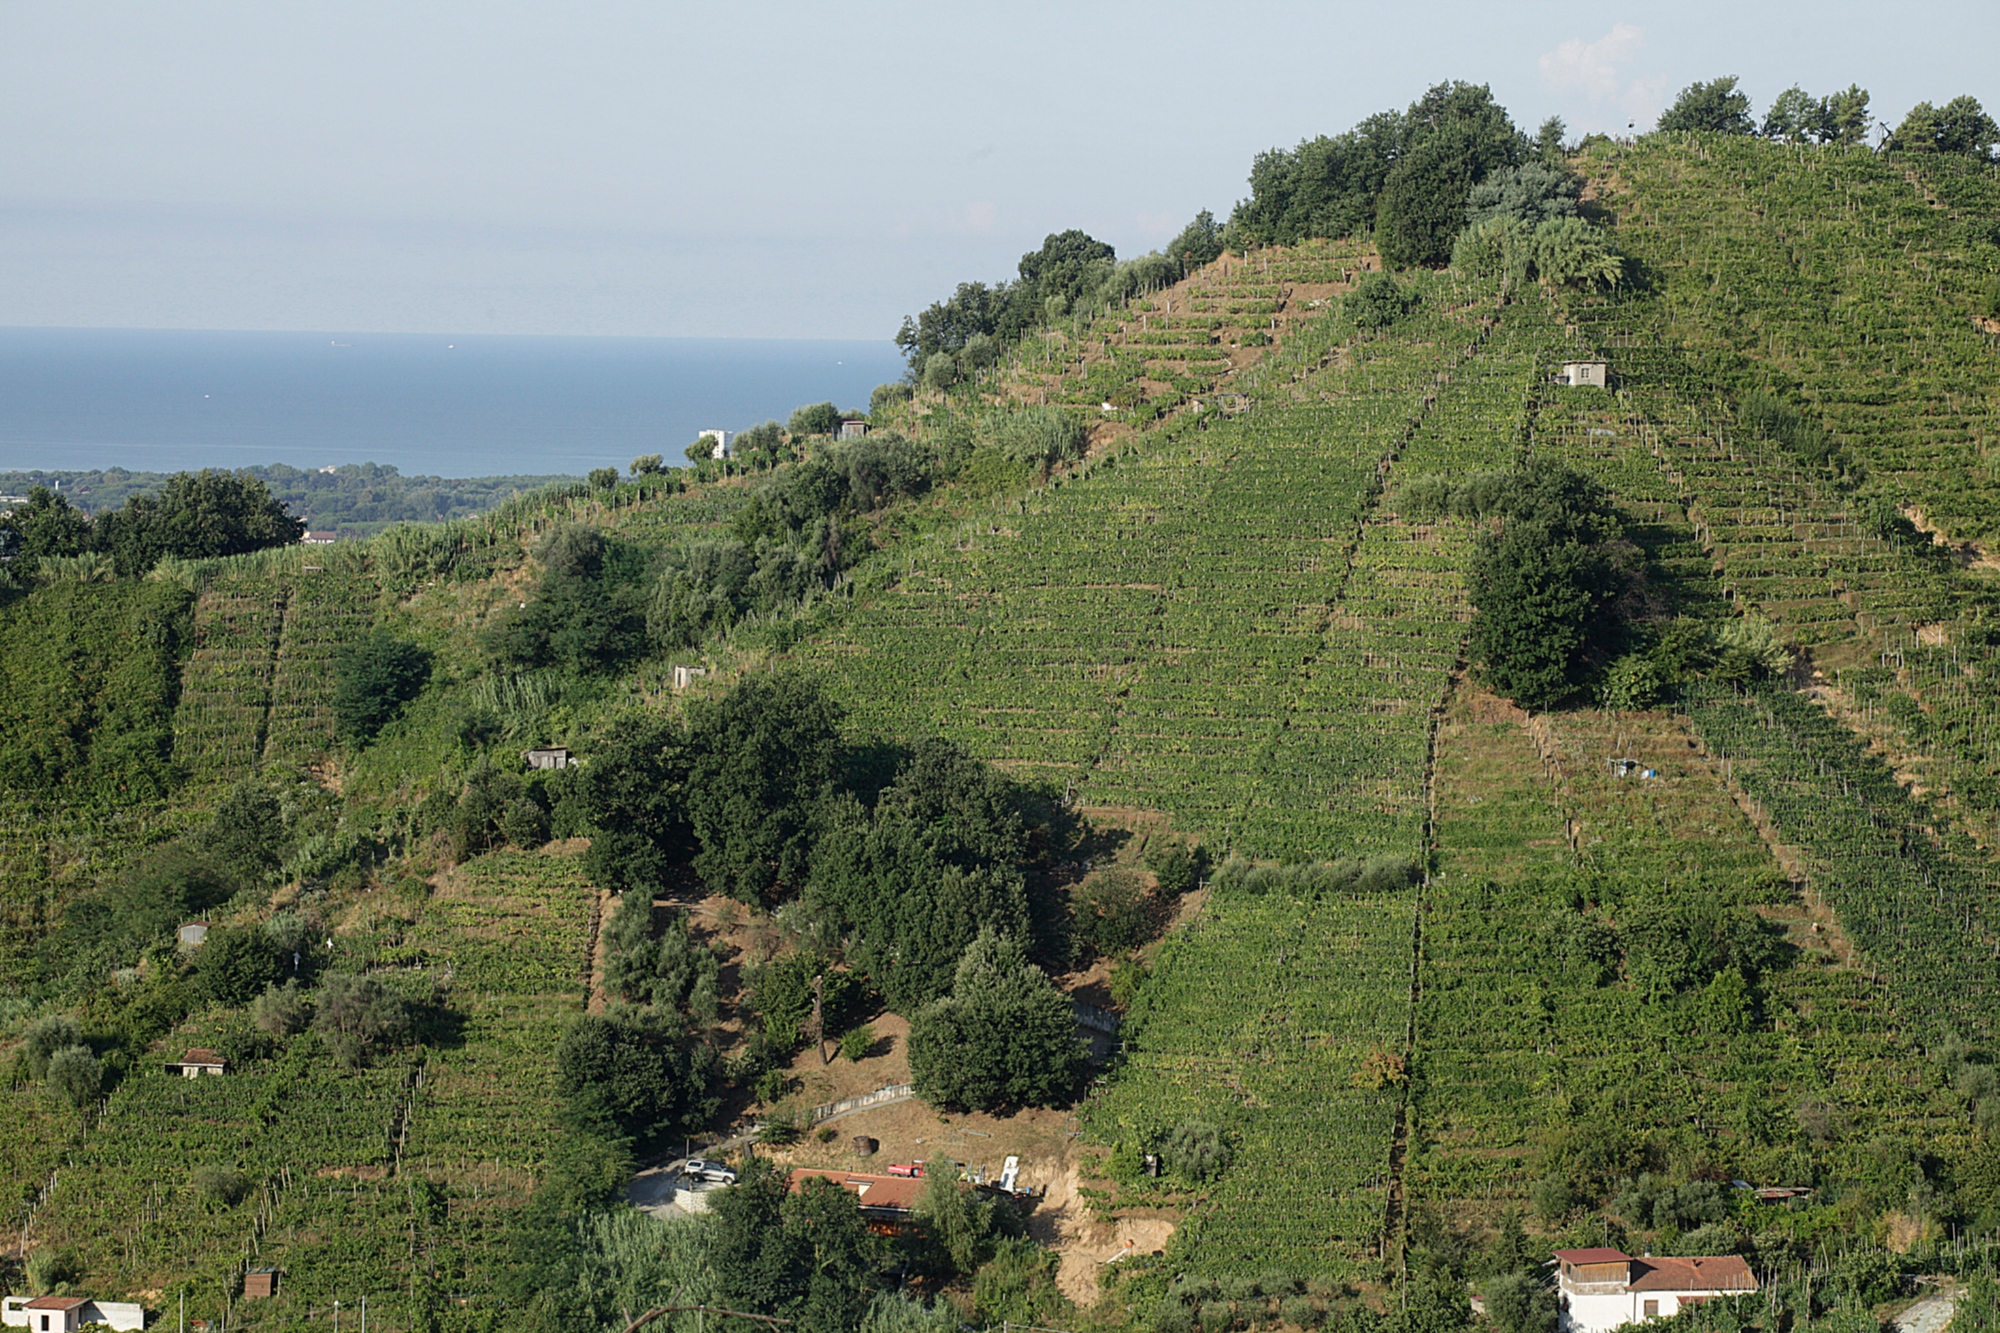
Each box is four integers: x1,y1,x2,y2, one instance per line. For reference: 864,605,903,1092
0,327,908,478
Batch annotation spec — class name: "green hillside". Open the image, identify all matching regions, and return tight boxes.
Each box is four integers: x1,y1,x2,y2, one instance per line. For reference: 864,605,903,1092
7,95,2000,1333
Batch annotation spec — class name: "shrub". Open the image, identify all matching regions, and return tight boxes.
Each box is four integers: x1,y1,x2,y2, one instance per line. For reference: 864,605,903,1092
1074,868,1151,958
197,925,283,1005
1279,1296,1320,1328
840,1024,877,1062
24,1247,80,1296
45,1045,102,1109
22,1015,83,1079
193,1166,251,1209
1109,958,1149,1008
588,467,618,489
985,407,1088,477
1833,1247,1902,1306
252,981,311,1036
1345,273,1419,328
1161,1121,1232,1184
1144,838,1207,898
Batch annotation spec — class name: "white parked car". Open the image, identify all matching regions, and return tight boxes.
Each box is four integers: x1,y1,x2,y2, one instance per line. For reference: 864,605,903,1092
681,1158,737,1185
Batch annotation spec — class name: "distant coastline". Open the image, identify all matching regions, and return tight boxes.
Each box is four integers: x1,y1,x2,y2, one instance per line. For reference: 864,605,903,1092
0,326,906,479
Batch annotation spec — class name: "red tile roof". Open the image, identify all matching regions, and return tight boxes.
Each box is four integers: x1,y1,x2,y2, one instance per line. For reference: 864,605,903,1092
25,1296,90,1310
1628,1256,1758,1294
1553,1248,1632,1265
788,1168,923,1214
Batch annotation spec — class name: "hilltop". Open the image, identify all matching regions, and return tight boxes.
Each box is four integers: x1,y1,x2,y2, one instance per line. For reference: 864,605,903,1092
5,76,2000,1333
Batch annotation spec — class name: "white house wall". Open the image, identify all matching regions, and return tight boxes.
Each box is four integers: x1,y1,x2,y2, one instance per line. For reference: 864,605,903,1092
1563,1290,1697,1333
2,1300,146,1333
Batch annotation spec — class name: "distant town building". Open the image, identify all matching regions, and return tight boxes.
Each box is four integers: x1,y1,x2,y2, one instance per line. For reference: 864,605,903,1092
178,922,210,947
1559,361,1610,388
699,429,733,459
1554,1249,1757,1333
301,531,339,545
522,748,577,770
4,1295,146,1332
837,419,870,441
165,1048,227,1078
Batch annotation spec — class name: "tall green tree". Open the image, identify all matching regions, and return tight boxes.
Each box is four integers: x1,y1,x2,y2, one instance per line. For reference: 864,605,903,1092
332,632,432,743
685,672,844,902
575,711,697,894
1016,229,1116,312
554,1009,717,1141
1467,461,1637,711
486,523,647,673
0,486,91,563
1656,77,1755,135
1376,84,1522,267
788,402,840,437
710,1159,882,1333
1166,210,1225,274
1889,95,1999,158
906,929,1084,1112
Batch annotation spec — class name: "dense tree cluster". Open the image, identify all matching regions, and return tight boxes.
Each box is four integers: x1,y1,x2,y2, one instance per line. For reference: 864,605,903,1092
0,472,304,576
1231,82,1524,266
1657,76,1995,162
1761,84,1872,145
1888,95,2000,159
807,738,1040,1011
894,230,1117,373
3,463,573,535
484,522,648,673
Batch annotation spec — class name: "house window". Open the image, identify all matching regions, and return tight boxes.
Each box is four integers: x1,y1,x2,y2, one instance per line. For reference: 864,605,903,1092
1643,1301,1660,1319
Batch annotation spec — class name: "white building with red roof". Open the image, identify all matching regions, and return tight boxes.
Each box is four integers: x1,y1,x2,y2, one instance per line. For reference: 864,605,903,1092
1553,1248,1758,1333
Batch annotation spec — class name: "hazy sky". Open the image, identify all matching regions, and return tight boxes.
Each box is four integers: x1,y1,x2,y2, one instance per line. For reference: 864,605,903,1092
3,1,1993,340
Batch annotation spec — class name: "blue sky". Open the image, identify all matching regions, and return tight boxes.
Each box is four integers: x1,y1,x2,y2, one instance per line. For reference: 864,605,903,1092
1,1,1992,340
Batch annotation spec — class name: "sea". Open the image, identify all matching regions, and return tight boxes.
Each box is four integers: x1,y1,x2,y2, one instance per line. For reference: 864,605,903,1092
0,327,910,479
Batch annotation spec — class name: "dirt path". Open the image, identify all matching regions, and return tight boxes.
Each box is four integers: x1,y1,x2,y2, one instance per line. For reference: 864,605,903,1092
584,888,613,1013
1034,1159,1179,1306
1896,1288,1956,1333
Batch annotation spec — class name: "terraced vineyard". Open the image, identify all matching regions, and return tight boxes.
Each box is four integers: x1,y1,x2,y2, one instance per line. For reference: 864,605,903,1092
19,126,2000,1327
806,260,1584,1275
998,239,1369,424
11,851,592,1329
812,269,1560,858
